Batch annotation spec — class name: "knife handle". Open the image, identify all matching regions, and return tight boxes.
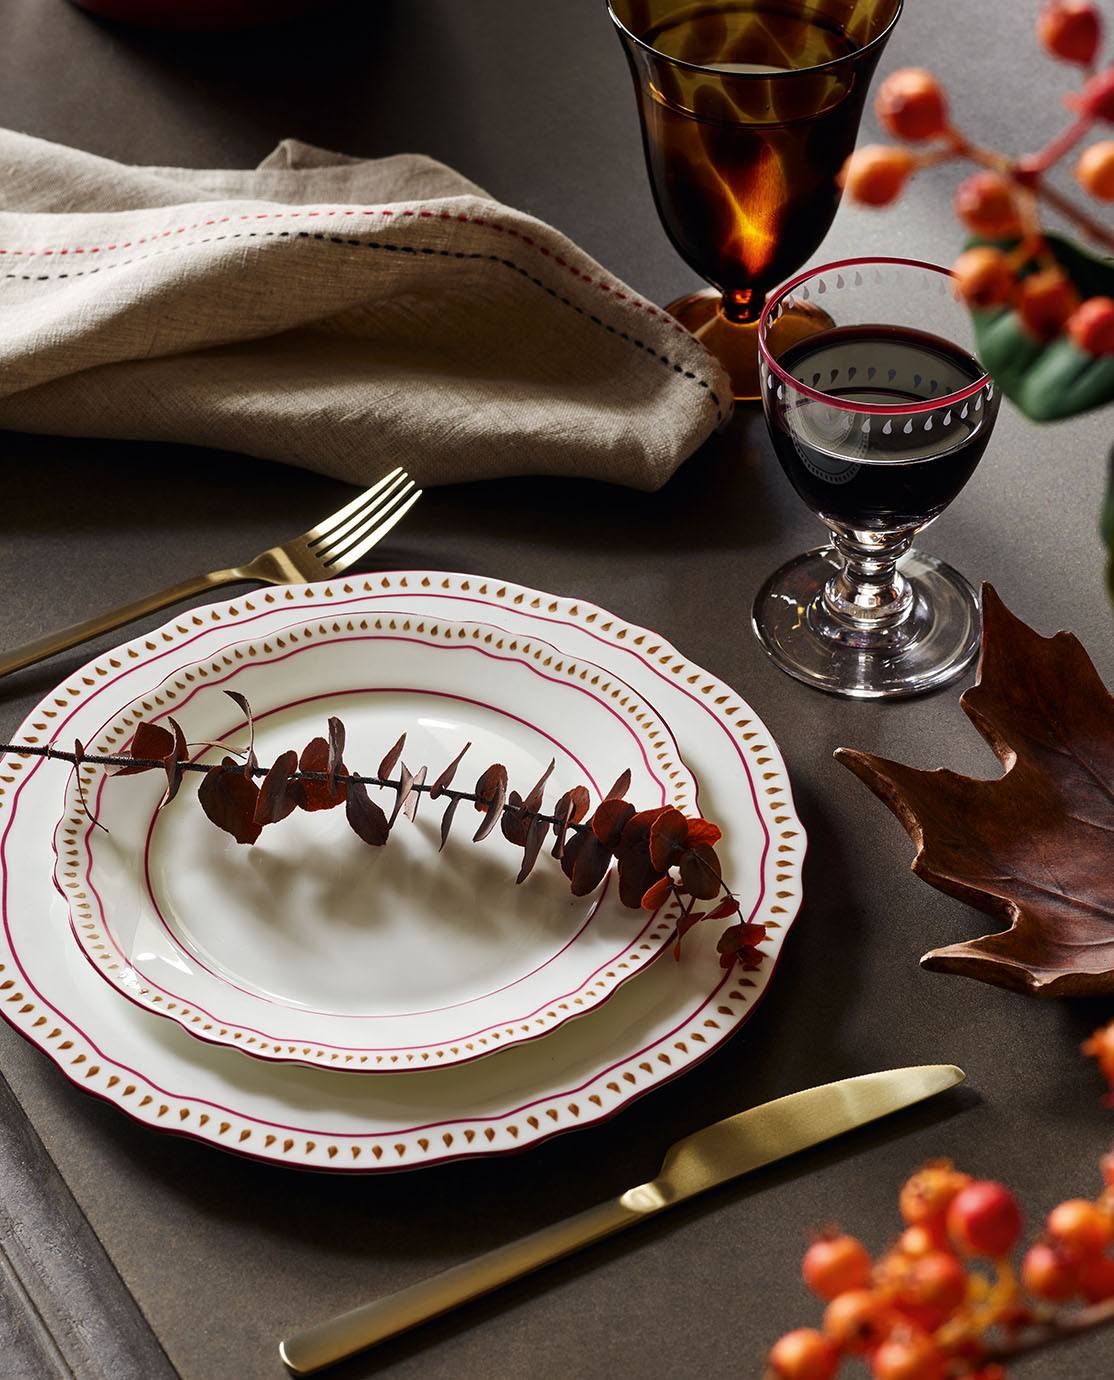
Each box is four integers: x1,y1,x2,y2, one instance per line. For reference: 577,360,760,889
279,1185,663,1375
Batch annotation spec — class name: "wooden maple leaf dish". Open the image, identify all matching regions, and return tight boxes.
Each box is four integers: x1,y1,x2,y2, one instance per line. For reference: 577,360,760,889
836,585,1114,997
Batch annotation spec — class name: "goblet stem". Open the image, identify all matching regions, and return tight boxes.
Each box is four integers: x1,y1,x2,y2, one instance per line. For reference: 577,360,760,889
817,526,919,647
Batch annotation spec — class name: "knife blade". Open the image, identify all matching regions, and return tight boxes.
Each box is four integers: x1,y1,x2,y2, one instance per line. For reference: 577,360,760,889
280,1064,963,1375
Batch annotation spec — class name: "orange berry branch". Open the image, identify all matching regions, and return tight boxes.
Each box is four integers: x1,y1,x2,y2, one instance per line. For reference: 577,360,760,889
840,0,1114,358
765,1020,1114,1378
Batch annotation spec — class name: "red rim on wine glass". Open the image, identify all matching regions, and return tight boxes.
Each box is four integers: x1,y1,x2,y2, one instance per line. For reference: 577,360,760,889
752,255,1002,700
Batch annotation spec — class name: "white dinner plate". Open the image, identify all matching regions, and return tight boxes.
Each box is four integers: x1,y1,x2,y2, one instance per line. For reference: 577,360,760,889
55,612,697,1071
0,572,804,1171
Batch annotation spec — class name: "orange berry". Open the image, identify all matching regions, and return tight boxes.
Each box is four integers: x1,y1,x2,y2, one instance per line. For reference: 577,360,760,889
946,1181,1023,1258
824,1290,894,1354
954,172,1024,238
896,1224,949,1258
1037,1,1103,66
767,1328,842,1380
1078,1253,1114,1303
803,1234,874,1300
1102,1150,1114,1188
1017,267,1081,340
876,68,949,142
1047,1199,1114,1257
870,1330,946,1380
900,1251,969,1315
899,1164,972,1228
1076,141,1114,199
840,146,916,206
951,248,1016,310
1021,1241,1078,1301
1069,297,1114,356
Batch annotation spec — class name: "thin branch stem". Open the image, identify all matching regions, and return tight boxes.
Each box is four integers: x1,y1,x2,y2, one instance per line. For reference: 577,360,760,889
984,1296,1114,1363
1024,115,1094,176
1030,176,1114,253
0,741,590,833
914,126,1114,254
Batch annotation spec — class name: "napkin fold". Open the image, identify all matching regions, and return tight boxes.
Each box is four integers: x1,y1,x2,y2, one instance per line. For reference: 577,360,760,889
0,131,730,490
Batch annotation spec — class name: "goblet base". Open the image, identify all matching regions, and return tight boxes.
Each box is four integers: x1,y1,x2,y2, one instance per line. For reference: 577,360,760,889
752,546,981,700
666,288,762,401
668,287,835,402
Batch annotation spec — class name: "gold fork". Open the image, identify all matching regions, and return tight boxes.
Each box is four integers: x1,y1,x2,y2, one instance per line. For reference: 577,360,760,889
0,467,422,678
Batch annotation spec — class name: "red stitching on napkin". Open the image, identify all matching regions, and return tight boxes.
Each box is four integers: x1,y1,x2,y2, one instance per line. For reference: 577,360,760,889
2,227,724,419
0,208,694,340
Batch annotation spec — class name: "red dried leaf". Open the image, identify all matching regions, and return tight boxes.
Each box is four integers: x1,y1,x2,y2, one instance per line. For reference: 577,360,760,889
672,907,706,961
223,690,256,777
521,760,555,817
685,818,723,848
501,790,530,847
605,768,632,801
326,716,346,796
254,749,299,825
378,733,406,781
680,843,722,900
562,829,612,896
113,721,176,775
705,895,741,921
161,717,189,803
389,763,415,827
649,808,689,872
551,785,590,859
473,765,508,842
429,742,471,800
297,738,348,812
516,816,550,885
72,738,108,833
198,756,261,844
641,876,673,912
591,798,635,849
439,796,461,852
403,766,427,822
345,780,390,846
615,807,670,908
717,922,767,955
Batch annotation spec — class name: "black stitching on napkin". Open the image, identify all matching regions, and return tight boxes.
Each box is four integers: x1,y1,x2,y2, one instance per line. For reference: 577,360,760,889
3,229,723,419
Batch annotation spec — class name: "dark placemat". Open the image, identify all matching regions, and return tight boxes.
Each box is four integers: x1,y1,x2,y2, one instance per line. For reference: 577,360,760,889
1,2,1113,1378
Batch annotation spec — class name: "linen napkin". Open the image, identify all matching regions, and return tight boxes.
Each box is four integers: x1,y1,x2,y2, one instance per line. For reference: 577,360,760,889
0,131,730,490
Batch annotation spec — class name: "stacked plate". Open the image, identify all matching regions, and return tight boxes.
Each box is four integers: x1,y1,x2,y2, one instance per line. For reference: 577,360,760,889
1,573,805,1172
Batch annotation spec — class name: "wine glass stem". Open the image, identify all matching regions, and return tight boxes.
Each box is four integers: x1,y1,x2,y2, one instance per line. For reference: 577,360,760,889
721,287,761,325
821,526,917,633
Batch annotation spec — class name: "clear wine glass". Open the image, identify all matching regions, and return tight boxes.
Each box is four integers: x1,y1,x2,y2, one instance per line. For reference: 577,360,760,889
752,256,1002,699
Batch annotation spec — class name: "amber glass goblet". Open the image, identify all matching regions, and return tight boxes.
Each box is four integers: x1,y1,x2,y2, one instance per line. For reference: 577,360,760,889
608,0,903,399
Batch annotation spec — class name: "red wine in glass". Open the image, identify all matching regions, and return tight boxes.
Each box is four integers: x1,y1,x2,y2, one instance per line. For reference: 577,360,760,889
769,324,994,530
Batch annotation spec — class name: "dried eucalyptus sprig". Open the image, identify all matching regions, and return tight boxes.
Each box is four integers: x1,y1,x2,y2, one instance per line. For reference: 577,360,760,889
0,692,767,972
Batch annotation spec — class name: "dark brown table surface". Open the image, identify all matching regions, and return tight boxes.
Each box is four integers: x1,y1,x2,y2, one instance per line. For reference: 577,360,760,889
1,2,1113,1377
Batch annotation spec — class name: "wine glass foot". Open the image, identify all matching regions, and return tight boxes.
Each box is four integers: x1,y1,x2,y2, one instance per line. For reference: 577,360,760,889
751,547,981,700
667,287,835,403
666,288,762,401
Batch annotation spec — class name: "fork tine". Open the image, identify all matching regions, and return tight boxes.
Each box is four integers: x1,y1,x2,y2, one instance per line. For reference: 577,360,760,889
319,478,419,563
303,467,404,544
322,488,423,571
307,471,410,552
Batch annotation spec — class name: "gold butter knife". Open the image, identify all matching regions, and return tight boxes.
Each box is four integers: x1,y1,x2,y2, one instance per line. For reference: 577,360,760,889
279,1064,963,1375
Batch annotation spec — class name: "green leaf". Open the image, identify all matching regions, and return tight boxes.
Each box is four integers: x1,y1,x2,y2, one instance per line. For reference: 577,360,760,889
968,233,1114,423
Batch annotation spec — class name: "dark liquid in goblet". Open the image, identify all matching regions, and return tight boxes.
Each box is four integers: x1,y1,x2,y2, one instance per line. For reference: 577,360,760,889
635,3,875,302
769,325,992,529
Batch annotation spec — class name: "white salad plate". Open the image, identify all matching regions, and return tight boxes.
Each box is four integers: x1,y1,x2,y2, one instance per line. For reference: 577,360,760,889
0,572,804,1172
55,613,697,1071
